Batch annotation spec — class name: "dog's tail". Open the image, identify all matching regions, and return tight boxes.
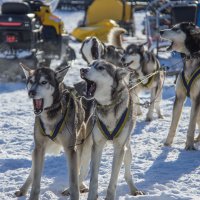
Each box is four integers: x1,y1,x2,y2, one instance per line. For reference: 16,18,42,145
108,27,126,48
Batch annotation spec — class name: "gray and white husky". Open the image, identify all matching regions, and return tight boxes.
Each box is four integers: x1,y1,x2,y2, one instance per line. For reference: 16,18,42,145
160,22,200,150
80,27,126,67
15,64,88,200
121,43,164,121
80,60,144,199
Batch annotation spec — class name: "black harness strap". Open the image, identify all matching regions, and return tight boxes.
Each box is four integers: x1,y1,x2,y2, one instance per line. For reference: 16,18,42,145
38,104,68,141
97,105,130,140
181,66,200,97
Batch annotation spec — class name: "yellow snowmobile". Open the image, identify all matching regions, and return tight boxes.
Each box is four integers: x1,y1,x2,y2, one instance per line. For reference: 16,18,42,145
72,0,135,42
0,0,75,66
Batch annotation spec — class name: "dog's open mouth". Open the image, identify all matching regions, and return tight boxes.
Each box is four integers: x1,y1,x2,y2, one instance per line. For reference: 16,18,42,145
167,41,174,51
80,69,96,97
33,99,44,115
85,79,96,97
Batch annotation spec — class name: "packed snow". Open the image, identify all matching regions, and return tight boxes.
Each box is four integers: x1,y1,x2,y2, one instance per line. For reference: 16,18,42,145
1,9,200,200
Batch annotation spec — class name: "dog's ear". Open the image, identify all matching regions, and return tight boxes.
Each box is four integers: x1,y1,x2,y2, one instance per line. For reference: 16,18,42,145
19,63,32,79
55,67,70,82
139,45,145,53
116,68,129,81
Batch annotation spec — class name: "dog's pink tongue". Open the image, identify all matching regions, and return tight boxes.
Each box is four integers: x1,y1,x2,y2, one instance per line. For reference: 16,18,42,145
34,99,43,109
89,83,95,95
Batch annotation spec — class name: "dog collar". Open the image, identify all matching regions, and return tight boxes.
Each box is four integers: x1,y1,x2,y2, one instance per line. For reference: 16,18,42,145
96,101,131,140
96,92,123,111
44,101,61,112
181,65,200,97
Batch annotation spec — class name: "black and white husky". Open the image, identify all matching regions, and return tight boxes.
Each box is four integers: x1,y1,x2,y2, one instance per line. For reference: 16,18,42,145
15,64,88,199
160,22,200,150
79,60,144,199
80,27,126,67
121,43,164,121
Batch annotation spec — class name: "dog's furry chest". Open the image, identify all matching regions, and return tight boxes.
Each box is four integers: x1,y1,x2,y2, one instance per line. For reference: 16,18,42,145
97,112,120,131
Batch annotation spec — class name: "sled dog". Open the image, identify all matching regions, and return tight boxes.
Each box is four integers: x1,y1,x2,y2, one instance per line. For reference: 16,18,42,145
160,22,200,150
80,27,126,67
15,64,87,199
121,43,164,121
80,60,144,199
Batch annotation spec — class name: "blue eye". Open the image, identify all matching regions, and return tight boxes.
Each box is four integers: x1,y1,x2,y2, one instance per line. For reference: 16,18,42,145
41,81,47,85
98,66,104,70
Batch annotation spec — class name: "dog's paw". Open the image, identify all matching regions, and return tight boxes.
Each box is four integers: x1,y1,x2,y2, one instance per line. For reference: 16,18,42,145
185,144,196,151
132,190,145,196
194,137,200,143
15,190,25,197
145,117,153,122
80,187,89,193
164,141,172,147
136,109,142,116
62,189,70,196
158,114,164,119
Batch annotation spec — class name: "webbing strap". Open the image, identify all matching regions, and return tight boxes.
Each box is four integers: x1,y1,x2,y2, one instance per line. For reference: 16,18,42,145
97,103,130,140
38,105,68,141
181,66,200,97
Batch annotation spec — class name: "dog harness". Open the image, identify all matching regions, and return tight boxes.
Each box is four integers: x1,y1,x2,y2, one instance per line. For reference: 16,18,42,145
37,104,69,141
181,65,200,97
96,103,131,140
141,75,155,88
138,63,159,88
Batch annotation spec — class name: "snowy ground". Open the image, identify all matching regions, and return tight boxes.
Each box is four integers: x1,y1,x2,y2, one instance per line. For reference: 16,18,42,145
1,10,200,200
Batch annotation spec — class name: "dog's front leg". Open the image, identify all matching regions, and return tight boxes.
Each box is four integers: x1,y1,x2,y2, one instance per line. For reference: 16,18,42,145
88,140,105,200
66,148,80,200
105,143,126,200
124,144,144,196
79,134,93,193
155,84,163,119
185,99,200,150
146,88,156,121
194,111,200,142
15,156,34,197
165,95,185,146
29,146,45,200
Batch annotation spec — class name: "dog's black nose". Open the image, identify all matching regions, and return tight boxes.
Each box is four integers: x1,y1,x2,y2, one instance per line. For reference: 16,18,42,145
80,68,88,74
29,90,36,97
80,68,89,79
121,57,125,62
160,30,164,35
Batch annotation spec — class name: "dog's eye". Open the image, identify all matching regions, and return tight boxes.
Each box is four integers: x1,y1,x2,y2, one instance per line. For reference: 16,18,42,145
29,79,34,84
41,81,47,85
98,66,105,70
128,50,133,54
173,28,180,32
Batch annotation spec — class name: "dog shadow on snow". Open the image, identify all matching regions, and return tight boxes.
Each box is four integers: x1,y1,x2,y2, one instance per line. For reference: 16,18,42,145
115,146,200,199
137,146,200,188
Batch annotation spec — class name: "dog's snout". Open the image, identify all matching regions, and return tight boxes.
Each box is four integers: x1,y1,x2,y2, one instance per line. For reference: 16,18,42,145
80,68,88,74
29,90,36,97
80,68,89,78
121,57,125,62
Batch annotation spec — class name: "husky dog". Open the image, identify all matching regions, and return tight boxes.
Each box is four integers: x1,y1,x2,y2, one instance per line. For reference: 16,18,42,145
15,64,87,199
80,60,144,199
80,27,126,67
121,43,164,121
160,22,200,150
